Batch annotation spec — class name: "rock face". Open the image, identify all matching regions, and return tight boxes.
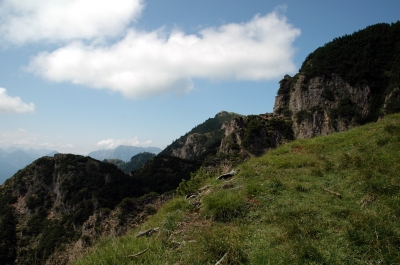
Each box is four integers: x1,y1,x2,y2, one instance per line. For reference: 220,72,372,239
273,73,372,139
160,111,240,161
275,22,400,139
219,114,294,157
382,87,400,116
171,133,208,160
166,111,294,165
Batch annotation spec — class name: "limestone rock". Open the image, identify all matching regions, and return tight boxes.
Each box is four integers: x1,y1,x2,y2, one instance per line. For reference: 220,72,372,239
274,73,372,139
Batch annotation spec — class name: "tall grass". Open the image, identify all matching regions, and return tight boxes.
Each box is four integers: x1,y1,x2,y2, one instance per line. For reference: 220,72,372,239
73,113,400,265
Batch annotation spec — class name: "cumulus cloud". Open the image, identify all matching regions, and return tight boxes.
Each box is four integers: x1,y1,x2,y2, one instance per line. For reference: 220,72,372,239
0,0,144,44
27,12,300,98
97,138,152,149
0,1,300,98
0,88,35,113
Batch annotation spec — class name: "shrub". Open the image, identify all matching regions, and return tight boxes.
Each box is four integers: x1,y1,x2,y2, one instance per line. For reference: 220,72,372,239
322,88,335,101
296,110,310,124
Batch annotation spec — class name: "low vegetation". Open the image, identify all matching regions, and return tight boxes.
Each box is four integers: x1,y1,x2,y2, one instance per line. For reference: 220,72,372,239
72,113,400,265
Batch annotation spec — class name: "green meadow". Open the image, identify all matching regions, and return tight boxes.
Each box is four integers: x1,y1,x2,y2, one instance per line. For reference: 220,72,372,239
73,113,400,265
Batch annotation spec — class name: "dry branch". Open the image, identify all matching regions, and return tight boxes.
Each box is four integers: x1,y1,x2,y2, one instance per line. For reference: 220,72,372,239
323,188,342,199
216,170,237,180
198,185,210,192
126,248,148,258
136,227,159,238
215,252,228,265
185,193,197,200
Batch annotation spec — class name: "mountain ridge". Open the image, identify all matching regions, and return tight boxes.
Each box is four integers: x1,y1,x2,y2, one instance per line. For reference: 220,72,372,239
88,145,161,161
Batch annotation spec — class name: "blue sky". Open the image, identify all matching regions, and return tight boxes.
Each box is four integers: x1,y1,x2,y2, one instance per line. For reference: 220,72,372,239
0,0,399,155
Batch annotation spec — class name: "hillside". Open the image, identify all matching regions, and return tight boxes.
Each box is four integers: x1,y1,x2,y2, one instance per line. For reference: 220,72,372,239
1,21,400,265
0,154,176,264
73,113,400,265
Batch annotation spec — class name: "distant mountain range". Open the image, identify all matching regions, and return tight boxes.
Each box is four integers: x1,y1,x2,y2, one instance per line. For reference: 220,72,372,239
88,145,162,161
0,147,58,184
0,145,162,185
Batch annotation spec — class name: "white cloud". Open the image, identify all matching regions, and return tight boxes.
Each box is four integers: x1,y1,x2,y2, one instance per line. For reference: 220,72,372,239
60,144,75,149
0,88,35,113
0,128,38,146
0,129,81,153
27,11,300,98
0,0,144,44
97,138,152,149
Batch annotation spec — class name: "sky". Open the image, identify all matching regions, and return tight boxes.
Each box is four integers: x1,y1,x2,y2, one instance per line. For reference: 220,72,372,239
0,0,399,155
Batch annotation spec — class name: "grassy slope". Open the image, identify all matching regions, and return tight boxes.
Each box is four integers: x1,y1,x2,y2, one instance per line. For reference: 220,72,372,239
73,114,400,265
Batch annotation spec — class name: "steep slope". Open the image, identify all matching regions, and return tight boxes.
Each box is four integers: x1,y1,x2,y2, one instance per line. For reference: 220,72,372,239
274,22,400,138
0,150,200,265
160,111,240,160
161,111,294,167
218,113,293,157
73,113,400,265
129,155,200,194
0,154,170,264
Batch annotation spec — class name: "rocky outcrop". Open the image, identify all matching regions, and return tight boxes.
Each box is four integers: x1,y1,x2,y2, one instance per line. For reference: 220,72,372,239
382,87,400,116
161,111,239,161
219,114,294,157
166,110,294,164
274,73,372,139
171,133,208,160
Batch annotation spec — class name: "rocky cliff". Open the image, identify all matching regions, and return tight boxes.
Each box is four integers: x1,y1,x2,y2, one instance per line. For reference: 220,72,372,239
161,111,239,160
219,114,293,157
164,111,294,166
274,22,400,139
273,73,372,138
